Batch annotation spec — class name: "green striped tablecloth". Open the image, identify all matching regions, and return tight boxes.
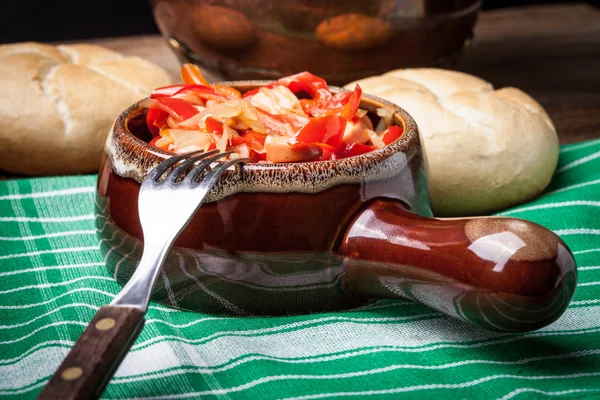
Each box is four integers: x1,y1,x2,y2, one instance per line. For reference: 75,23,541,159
1,139,599,400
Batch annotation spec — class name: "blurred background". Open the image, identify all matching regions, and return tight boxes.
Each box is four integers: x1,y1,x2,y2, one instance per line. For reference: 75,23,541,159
1,0,596,43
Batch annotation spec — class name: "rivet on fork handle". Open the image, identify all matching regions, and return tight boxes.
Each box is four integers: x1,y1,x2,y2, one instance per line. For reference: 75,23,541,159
37,306,145,400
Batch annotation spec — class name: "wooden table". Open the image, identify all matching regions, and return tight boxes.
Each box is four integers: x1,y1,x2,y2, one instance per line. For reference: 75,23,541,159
91,3,600,145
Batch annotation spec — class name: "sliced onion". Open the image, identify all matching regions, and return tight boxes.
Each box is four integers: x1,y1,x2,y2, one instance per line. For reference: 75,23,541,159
166,115,179,129
177,113,204,129
249,86,307,117
233,143,250,159
138,98,153,109
376,107,394,132
356,108,368,118
168,129,213,153
195,99,267,134
265,136,320,163
341,119,369,145
216,124,232,153
172,92,205,106
155,135,174,148
366,129,385,149
361,114,374,131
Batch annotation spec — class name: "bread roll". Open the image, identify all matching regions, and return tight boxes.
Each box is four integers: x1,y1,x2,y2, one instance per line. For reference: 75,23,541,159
345,69,558,216
0,42,174,175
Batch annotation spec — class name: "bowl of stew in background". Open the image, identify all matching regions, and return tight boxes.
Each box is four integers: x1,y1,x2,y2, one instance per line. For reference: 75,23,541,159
150,0,482,85
95,74,577,332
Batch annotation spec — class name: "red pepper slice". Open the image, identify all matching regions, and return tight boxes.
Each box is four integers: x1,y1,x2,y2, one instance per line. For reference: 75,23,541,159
298,85,361,119
293,114,347,148
174,85,228,102
230,137,247,146
213,85,242,99
382,125,403,145
205,116,224,134
146,107,169,136
279,72,334,117
336,143,377,159
149,135,174,152
249,150,267,163
336,85,362,120
277,72,329,97
181,63,210,86
149,136,161,147
265,141,323,163
241,130,267,153
313,143,337,161
150,84,187,99
151,97,200,121
241,84,276,99
255,108,308,134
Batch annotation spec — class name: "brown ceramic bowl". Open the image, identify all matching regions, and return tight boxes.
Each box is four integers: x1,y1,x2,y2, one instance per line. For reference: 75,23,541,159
97,83,577,332
150,0,481,85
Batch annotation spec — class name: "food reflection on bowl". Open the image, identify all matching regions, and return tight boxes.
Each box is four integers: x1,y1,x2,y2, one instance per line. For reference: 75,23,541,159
97,78,577,332
150,0,482,85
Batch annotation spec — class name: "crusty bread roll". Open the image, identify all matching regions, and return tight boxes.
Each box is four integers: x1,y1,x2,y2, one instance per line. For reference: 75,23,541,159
345,69,559,216
0,42,174,175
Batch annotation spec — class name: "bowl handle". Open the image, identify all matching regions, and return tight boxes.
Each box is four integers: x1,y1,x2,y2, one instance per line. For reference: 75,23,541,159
339,199,577,332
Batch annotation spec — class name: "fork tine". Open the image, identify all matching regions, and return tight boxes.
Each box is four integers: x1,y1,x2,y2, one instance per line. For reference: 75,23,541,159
184,151,234,184
146,150,205,183
164,149,224,184
193,157,252,192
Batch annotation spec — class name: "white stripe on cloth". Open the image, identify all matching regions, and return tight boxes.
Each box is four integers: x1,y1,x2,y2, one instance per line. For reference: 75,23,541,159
0,230,96,241
0,276,114,294
543,178,600,197
281,372,600,400
0,303,98,329
0,288,116,309
1,306,600,392
0,186,95,201
110,349,600,385
497,387,600,400
0,287,179,313
2,298,597,364
557,150,600,173
0,262,105,277
578,266,600,271
499,200,600,215
122,305,600,365
0,321,86,345
2,347,600,394
578,281,600,287
1,299,599,360
7,370,600,398
0,214,94,223
573,248,600,255
0,341,73,365
0,246,99,261
554,228,600,236
0,304,226,331
129,313,442,351
559,138,600,154
571,300,600,306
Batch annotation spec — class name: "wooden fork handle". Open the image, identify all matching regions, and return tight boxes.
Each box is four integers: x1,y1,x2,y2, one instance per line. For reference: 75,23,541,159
38,306,145,400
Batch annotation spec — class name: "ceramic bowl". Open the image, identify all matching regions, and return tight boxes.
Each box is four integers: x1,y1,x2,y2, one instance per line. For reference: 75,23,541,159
96,83,577,332
150,0,482,85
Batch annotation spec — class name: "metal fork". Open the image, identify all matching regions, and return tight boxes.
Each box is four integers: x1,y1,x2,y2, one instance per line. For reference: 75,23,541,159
38,150,250,400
